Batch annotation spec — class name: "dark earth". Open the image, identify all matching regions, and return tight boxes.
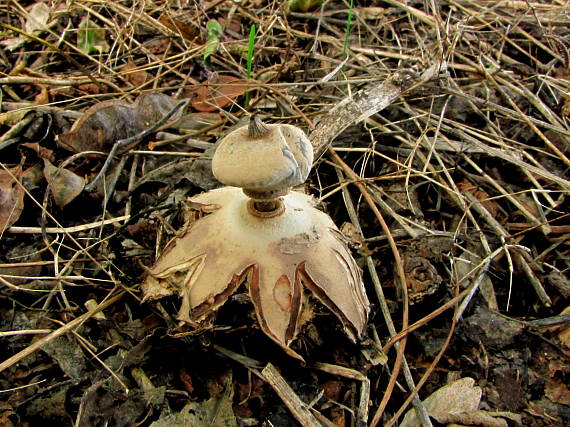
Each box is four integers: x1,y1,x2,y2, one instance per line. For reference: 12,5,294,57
1,1,569,426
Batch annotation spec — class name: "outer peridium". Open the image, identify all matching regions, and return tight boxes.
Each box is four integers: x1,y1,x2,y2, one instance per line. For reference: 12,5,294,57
142,188,369,360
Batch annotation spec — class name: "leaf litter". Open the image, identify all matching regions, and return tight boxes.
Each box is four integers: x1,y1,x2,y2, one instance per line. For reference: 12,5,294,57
1,1,569,426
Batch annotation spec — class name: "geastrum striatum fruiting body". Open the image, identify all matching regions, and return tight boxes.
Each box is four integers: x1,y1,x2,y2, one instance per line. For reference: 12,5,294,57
142,117,369,360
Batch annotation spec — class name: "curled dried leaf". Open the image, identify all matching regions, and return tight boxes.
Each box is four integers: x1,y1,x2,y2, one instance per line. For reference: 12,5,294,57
122,61,150,87
21,142,55,162
185,75,247,112
25,3,50,34
458,178,499,217
400,378,482,427
158,14,200,42
0,166,25,232
57,93,180,153
43,159,85,209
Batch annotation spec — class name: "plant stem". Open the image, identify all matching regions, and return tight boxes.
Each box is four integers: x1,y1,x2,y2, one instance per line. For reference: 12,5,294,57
245,24,256,109
342,0,354,58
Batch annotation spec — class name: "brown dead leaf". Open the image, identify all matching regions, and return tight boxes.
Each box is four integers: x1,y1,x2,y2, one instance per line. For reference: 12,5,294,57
179,369,194,394
562,94,570,116
558,306,570,347
357,7,387,20
400,377,481,427
77,83,101,95
34,86,49,105
143,37,171,54
21,162,44,191
57,93,180,153
458,178,499,217
158,13,200,42
123,61,150,87
185,75,247,112
0,402,16,427
43,159,85,208
0,166,25,233
434,410,510,426
545,360,570,406
21,142,55,162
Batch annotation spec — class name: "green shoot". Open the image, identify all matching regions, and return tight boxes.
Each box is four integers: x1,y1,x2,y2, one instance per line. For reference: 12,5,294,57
342,0,354,58
204,20,223,65
245,24,256,109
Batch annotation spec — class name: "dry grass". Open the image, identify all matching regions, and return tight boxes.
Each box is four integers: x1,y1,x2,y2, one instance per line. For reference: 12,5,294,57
1,0,569,425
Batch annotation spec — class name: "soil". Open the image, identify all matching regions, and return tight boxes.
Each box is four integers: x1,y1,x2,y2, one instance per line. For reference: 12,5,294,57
1,1,569,426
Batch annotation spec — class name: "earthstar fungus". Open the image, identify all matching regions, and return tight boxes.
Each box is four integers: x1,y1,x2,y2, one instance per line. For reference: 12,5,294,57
142,117,369,360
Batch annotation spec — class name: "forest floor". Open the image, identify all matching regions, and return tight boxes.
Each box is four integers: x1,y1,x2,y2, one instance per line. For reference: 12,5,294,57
0,1,569,426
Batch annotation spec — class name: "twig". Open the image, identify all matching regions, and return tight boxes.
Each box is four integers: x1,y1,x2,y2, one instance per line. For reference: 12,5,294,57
6,215,130,234
528,313,570,327
0,76,95,86
464,192,552,306
333,167,432,427
0,114,34,148
261,364,322,427
309,63,446,160
0,291,124,374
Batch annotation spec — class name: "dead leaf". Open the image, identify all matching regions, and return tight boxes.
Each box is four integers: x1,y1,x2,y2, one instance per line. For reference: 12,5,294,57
562,95,570,117
25,3,51,34
400,377,481,427
149,373,237,427
185,75,247,112
0,166,25,233
21,162,45,191
144,37,171,54
558,306,570,347
43,159,85,208
34,86,50,105
57,93,180,153
434,410,509,426
21,142,55,162
158,14,200,42
0,3,51,51
357,7,387,20
123,61,150,87
545,360,570,406
458,178,499,217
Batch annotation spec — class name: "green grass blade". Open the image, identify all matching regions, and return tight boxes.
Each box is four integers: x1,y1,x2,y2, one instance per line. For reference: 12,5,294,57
245,24,256,109
342,0,354,58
